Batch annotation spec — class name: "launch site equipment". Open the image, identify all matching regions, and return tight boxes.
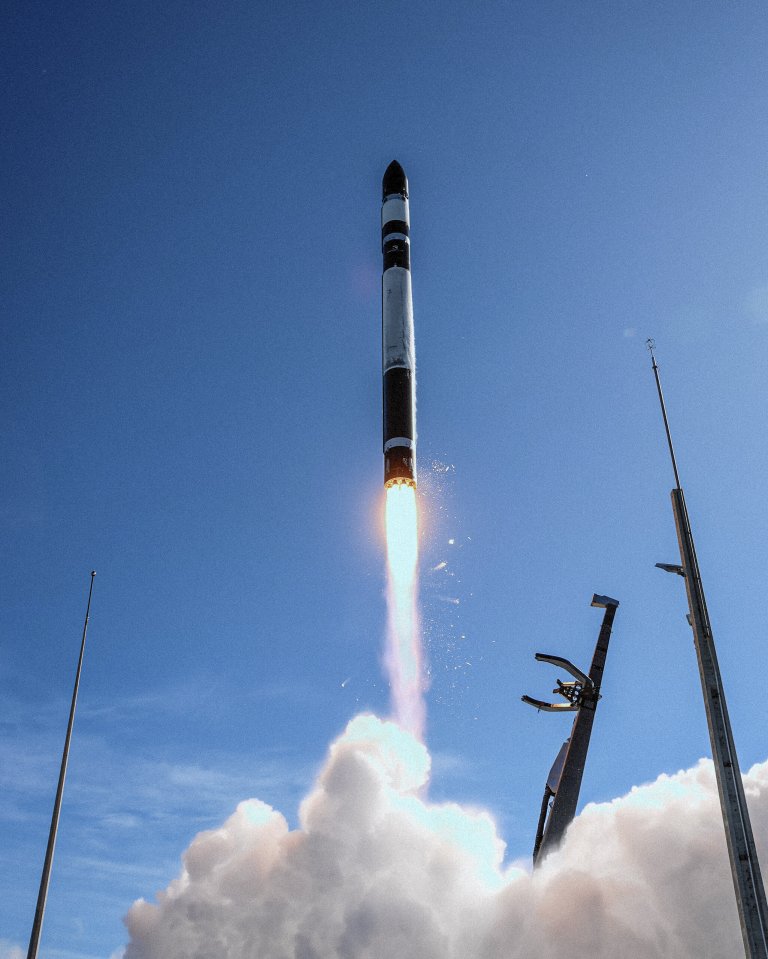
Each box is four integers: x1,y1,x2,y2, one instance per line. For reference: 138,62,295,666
648,339,768,959
523,593,619,865
27,571,96,959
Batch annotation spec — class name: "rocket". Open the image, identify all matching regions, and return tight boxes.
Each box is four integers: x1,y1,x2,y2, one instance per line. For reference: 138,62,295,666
382,160,416,488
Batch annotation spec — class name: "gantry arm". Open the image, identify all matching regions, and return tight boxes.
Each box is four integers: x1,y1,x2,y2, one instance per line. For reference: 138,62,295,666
521,695,579,712
533,653,591,688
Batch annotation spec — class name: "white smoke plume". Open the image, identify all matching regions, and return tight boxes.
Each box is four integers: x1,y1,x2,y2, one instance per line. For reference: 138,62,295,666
124,713,767,958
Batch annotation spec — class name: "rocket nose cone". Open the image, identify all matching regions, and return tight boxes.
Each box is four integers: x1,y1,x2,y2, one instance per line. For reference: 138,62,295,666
383,160,408,200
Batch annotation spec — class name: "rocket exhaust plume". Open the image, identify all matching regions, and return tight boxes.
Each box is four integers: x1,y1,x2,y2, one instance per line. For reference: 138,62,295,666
381,160,424,736
124,715,768,958
385,483,424,739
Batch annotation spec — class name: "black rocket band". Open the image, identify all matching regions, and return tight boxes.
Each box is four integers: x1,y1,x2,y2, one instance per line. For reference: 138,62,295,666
382,160,416,488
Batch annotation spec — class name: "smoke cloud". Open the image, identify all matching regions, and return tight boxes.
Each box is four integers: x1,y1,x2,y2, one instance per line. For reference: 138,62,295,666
124,714,767,958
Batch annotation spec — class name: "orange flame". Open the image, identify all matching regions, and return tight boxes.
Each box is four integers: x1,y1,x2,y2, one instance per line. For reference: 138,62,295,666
384,482,425,739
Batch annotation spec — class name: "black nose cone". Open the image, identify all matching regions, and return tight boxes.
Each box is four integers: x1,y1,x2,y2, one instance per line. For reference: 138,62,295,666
382,160,408,200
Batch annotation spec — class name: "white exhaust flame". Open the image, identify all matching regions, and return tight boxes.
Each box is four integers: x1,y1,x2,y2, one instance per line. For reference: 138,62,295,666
384,483,425,739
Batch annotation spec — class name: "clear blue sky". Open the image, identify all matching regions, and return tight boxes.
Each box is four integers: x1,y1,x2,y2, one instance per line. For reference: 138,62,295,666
3,1,768,955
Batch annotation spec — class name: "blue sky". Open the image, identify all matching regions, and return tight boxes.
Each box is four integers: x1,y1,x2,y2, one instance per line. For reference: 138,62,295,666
3,1,768,955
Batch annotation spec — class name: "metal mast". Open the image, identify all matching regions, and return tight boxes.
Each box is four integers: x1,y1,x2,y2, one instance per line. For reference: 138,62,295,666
648,340,768,958
523,594,619,864
27,571,96,959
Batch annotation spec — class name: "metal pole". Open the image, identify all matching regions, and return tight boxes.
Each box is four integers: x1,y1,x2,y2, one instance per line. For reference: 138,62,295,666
27,571,96,959
649,341,768,958
671,490,768,957
647,338,681,490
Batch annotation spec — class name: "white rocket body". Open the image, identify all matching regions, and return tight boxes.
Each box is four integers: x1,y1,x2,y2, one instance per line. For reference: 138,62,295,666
381,162,416,487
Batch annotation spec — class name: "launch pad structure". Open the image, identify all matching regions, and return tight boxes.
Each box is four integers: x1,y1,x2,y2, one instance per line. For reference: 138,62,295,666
523,594,619,865
649,340,768,959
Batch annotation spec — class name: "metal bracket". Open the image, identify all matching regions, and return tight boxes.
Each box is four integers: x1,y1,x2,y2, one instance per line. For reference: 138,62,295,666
521,695,579,713
534,653,590,687
591,594,620,609
522,653,596,712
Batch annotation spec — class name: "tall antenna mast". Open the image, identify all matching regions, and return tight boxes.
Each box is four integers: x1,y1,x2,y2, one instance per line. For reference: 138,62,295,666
647,339,681,489
648,340,768,959
27,571,96,959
